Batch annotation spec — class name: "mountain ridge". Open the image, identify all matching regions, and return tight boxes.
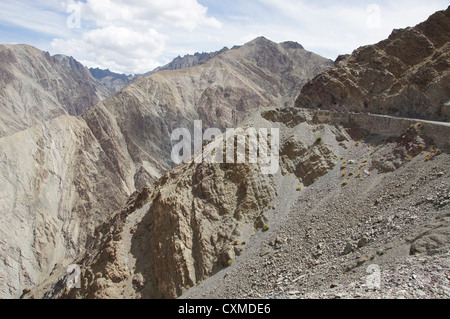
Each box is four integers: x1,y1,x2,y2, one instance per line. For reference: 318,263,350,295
88,38,313,96
18,10,450,300
0,44,116,137
0,37,332,298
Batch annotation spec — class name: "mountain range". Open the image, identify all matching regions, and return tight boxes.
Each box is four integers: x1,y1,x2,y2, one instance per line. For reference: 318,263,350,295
0,6,448,300
0,36,332,298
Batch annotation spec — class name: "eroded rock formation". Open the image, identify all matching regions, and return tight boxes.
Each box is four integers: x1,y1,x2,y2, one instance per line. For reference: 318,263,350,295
295,6,450,121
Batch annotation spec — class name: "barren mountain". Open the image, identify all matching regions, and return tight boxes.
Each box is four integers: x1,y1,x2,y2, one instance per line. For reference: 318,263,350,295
6,6,450,300
0,44,114,137
19,9,450,300
182,111,450,300
22,108,450,300
0,38,332,299
81,37,333,187
295,6,450,122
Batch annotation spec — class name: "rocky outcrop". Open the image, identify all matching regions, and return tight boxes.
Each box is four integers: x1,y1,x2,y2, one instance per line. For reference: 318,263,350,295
295,6,450,121
279,137,335,186
409,211,450,256
20,158,278,299
0,45,114,137
371,124,428,173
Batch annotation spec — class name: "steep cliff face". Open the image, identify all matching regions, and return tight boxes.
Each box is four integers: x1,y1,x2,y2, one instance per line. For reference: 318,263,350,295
0,38,332,298
79,160,277,299
295,6,450,121
0,45,114,137
0,115,136,299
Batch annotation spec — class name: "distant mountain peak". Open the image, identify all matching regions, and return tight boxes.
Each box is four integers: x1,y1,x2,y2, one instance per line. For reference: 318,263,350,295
245,36,274,46
146,47,229,75
243,37,305,51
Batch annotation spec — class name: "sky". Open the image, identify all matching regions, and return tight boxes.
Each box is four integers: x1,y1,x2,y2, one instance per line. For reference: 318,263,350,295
0,0,448,74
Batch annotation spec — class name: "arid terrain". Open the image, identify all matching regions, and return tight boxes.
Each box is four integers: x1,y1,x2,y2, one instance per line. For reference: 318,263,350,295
0,5,449,300
0,37,332,299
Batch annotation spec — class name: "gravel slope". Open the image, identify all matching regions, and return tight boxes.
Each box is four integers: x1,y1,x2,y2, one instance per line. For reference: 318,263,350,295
182,136,450,299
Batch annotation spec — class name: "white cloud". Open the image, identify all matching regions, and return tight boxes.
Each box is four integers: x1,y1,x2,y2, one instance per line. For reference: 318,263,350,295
1,0,448,74
0,1,70,38
254,0,449,59
81,0,222,30
51,0,222,73
52,26,168,73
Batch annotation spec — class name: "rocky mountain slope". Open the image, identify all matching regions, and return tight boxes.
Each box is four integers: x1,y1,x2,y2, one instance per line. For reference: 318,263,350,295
0,38,332,299
18,108,341,299
0,115,132,298
21,107,450,299
7,7,450,300
181,109,450,300
0,45,115,137
19,8,450,300
81,37,333,187
295,6,450,122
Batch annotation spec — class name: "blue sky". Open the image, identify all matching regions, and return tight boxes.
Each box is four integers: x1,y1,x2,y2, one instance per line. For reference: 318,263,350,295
0,0,448,74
